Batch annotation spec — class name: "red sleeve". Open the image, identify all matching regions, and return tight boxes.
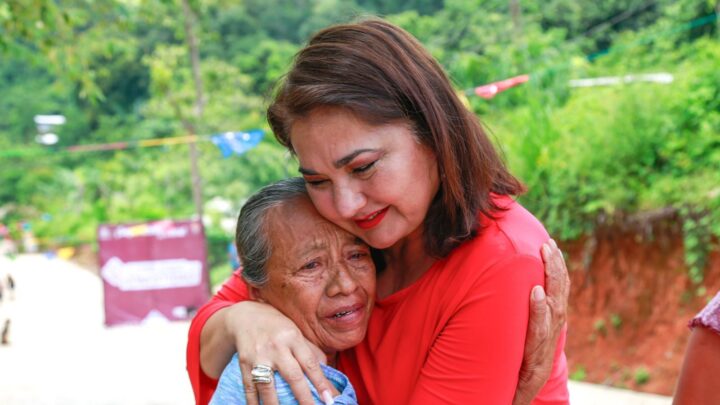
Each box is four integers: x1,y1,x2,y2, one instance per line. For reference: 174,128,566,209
186,270,250,405
408,254,544,404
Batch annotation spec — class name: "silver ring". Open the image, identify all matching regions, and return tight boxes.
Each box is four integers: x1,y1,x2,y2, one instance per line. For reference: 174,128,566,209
252,375,273,384
251,364,273,384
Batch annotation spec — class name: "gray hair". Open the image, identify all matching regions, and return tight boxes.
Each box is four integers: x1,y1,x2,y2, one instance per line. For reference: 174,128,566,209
236,177,308,286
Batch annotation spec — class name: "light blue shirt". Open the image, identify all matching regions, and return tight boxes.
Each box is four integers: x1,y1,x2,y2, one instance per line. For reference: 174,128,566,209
210,354,358,405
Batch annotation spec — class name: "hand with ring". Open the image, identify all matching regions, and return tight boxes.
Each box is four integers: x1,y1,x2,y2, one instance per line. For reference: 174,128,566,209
251,364,274,385
225,301,334,405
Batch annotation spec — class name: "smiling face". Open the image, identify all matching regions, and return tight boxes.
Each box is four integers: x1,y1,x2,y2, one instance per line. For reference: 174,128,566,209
291,106,440,250
254,196,376,354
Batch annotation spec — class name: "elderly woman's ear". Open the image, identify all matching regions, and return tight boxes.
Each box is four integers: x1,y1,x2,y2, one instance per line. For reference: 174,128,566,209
248,286,266,303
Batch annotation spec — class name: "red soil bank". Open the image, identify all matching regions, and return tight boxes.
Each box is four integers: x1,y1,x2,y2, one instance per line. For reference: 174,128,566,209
562,223,720,396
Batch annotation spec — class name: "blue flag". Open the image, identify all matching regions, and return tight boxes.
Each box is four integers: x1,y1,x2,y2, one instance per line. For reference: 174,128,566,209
211,129,264,158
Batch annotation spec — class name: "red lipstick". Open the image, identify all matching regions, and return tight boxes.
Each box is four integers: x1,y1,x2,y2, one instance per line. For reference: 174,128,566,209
354,207,388,230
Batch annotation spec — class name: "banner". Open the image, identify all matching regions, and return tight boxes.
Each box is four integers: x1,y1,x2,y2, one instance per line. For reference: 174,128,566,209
97,219,210,326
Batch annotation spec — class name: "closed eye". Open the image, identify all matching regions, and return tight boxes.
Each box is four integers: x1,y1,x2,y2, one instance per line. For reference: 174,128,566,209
301,260,321,270
352,161,376,174
348,251,369,260
305,178,327,187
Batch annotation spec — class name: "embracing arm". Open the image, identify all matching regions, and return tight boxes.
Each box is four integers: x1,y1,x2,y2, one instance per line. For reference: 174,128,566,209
187,272,249,404
514,240,570,405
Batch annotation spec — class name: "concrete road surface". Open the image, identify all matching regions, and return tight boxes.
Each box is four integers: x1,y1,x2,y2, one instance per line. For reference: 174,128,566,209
0,254,193,405
0,254,673,404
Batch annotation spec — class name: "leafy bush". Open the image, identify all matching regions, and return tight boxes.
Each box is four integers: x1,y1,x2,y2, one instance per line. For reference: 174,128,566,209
570,365,587,381
2,0,718,287
634,367,650,385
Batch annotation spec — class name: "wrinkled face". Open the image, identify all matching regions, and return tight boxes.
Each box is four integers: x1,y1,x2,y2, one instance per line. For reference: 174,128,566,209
291,106,440,250
255,196,376,353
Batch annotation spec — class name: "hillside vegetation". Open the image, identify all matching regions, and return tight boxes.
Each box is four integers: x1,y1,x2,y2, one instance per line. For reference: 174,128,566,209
1,0,718,280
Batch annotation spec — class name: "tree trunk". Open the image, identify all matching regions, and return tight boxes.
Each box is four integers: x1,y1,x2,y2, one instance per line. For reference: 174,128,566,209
181,0,205,220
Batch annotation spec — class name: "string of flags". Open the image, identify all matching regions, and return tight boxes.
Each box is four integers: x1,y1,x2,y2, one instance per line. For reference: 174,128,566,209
210,129,264,158
466,72,674,99
0,130,265,159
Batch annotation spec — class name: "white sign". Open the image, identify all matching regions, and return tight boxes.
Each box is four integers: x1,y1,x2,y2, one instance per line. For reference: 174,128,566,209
34,115,67,125
35,133,59,145
101,257,203,291
569,73,674,88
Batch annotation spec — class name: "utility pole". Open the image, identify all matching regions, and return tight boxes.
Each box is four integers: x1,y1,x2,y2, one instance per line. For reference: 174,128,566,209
509,0,523,39
181,0,205,220
716,1,719,38
509,0,528,70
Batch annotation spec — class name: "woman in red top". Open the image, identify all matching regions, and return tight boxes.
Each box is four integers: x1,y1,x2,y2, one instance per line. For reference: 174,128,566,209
188,19,569,405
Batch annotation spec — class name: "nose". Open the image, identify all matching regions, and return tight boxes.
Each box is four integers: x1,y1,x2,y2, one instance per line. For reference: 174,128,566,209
326,264,359,297
333,184,366,219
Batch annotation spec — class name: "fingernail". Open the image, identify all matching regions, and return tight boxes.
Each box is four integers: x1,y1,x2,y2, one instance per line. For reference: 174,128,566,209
532,286,545,301
549,239,558,248
542,244,551,256
322,390,335,405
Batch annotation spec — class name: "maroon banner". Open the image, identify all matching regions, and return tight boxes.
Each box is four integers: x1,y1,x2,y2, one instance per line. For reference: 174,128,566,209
98,219,210,326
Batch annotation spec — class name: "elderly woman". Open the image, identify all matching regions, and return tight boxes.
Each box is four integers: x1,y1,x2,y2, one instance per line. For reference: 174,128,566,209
210,177,374,405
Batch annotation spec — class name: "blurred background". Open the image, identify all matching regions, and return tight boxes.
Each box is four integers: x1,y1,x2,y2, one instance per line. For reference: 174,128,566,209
0,0,718,403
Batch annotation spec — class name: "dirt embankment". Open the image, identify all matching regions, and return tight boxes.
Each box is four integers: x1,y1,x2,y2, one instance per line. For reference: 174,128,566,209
562,221,720,396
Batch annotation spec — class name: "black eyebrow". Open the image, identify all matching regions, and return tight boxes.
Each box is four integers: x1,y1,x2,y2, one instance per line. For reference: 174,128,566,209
298,167,317,175
298,148,377,175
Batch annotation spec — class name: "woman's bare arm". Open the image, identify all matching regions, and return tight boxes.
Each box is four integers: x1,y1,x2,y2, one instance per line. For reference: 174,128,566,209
199,305,238,379
674,326,720,404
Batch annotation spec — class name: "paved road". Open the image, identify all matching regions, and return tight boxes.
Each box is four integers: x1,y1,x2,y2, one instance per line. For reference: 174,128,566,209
0,254,672,404
0,254,193,405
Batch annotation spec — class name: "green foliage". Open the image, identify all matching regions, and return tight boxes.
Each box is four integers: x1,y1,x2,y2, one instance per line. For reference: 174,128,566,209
206,227,233,274
570,365,587,381
634,367,650,385
682,212,713,284
1,0,718,284
209,262,234,288
593,319,607,336
610,313,623,331
479,15,720,281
